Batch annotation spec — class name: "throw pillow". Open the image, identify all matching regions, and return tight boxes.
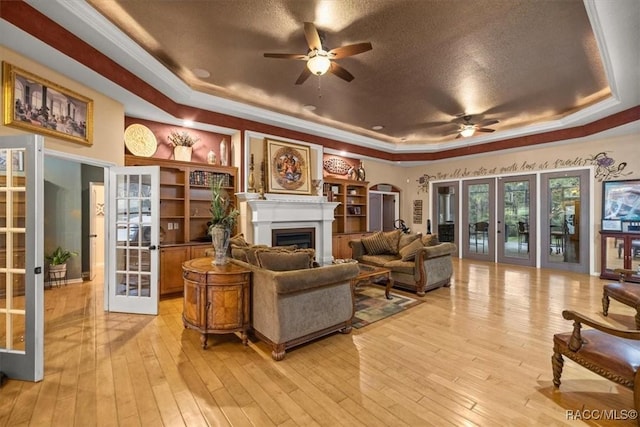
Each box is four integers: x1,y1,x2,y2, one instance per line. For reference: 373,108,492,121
362,231,394,255
383,229,402,254
229,233,249,247
272,245,298,251
241,244,268,266
255,249,313,271
398,232,421,250
230,247,246,262
422,234,440,247
399,237,424,261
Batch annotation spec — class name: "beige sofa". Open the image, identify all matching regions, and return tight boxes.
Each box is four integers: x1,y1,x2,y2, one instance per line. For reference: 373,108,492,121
349,230,456,296
229,248,359,361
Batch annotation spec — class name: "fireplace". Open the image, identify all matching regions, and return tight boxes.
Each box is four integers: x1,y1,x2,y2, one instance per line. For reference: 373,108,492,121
238,194,339,265
272,228,315,249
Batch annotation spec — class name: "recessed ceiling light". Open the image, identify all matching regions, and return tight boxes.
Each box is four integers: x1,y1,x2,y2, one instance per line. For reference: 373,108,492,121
192,68,211,78
372,125,384,131
303,104,317,111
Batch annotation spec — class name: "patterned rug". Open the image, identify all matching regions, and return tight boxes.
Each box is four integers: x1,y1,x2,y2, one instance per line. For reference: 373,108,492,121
352,285,423,329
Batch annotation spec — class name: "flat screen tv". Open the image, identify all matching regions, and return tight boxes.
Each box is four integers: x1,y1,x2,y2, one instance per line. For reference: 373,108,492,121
602,179,640,231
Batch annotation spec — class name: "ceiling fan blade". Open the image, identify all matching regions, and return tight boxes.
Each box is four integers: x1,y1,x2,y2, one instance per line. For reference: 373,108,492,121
264,53,307,60
329,62,354,82
455,133,463,139
329,42,373,59
478,119,499,127
295,67,312,85
304,22,322,50
476,128,496,133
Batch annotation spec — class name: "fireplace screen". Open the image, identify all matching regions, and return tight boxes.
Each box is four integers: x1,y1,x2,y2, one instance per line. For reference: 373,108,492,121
272,228,315,249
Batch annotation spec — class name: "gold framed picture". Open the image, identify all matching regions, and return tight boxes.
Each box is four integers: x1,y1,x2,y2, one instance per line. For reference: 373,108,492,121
2,62,93,146
265,138,312,195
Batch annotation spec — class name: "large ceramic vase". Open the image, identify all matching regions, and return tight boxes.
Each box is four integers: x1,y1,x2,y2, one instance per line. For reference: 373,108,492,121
210,224,231,265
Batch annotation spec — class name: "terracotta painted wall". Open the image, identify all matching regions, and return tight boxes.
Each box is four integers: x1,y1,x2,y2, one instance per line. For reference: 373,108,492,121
0,47,124,165
124,117,230,165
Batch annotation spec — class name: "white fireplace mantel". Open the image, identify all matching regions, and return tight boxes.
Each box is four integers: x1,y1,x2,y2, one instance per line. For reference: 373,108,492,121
241,195,339,265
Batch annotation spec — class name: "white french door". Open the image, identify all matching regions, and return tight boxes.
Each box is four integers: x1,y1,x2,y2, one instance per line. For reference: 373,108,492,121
108,166,159,315
0,135,44,382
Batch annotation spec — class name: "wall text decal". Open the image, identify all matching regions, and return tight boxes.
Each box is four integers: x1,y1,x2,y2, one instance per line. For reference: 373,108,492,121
417,151,633,193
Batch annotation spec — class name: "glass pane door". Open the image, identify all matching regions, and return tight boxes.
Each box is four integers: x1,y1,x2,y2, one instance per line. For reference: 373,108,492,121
432,182,458,252
462,178,495,261
541,170,590,273
498,175,536,266
0,135,44,381
108,166,159,315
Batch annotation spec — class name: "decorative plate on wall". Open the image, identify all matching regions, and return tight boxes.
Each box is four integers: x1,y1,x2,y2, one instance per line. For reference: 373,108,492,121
124,123,158,157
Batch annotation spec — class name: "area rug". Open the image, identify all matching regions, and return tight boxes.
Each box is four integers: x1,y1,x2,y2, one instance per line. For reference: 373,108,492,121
352,285,423,329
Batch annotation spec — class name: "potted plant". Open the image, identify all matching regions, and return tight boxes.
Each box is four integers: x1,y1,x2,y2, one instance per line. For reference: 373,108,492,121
168,129,199,161
46,246,78,280
209,176,239,265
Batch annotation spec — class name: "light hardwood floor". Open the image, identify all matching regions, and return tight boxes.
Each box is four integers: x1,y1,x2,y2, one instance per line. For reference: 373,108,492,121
1,259,638,426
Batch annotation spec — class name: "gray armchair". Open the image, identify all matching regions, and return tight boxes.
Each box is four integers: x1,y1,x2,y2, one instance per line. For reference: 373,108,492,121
230,257,359,361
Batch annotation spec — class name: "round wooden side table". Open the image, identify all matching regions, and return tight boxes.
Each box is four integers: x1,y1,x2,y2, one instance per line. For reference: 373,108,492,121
182,257,251,349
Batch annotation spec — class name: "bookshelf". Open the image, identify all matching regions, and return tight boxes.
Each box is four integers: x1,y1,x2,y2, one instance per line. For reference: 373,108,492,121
125,155,237,295
323,177,368,234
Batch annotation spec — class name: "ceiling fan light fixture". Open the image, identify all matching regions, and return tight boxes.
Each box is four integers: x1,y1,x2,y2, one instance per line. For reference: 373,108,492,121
460,124,476,137
307,50,331,75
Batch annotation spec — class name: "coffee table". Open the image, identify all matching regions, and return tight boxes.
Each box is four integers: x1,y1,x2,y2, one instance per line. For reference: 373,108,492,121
351,264,393,299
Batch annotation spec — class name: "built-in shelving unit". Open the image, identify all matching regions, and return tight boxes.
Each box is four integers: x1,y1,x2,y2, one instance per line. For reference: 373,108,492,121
323,177,370,258
323,177,369,234
125,155,237,296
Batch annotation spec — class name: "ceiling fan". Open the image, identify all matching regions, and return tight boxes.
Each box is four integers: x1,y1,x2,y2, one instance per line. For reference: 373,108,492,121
263,22,372,85
455,115,499,138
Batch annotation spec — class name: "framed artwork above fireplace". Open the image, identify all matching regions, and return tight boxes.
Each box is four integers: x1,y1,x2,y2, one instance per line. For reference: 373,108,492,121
265,138,312,195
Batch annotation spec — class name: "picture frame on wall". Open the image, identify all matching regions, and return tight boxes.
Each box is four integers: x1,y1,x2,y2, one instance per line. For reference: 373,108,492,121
413,199,423,224
602,179,640,223
2,62,94,146
264,138,312,195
